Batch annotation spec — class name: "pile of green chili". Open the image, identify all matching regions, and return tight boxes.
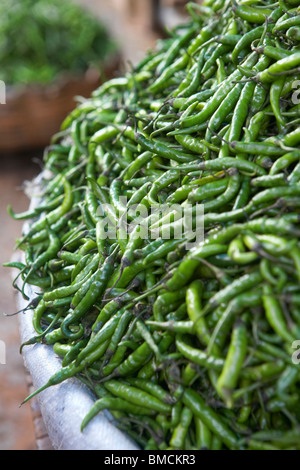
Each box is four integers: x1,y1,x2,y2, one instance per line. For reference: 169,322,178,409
5,0,300,450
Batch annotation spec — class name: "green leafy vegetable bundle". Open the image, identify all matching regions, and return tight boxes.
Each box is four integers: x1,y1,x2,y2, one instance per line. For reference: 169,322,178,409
0,0,116,85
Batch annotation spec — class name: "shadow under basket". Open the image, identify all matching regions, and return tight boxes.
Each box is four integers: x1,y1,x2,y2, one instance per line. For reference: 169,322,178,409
0,54,121,154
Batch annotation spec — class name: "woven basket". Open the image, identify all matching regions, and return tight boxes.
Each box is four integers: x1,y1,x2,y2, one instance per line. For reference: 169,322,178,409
0,54,121,154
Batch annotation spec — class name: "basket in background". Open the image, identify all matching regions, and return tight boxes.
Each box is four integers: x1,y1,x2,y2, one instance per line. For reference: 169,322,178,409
0,54,121,154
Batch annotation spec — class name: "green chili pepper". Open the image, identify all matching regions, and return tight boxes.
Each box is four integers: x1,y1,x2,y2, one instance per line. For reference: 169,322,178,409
216,320,248,407
103,379,172,414
182,388,239,450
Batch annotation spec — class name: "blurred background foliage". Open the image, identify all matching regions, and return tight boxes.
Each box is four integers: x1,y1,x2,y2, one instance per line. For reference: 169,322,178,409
0,0,117,85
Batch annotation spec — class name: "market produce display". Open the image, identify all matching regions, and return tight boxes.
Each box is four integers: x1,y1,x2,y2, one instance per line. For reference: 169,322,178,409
5,0,300,450
0,0,116,85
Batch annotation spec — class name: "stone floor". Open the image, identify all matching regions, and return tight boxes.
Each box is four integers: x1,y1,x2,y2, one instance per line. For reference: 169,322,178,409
0,150,41,450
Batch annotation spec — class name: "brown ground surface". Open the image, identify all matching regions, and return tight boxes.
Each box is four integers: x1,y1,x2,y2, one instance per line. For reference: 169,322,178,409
0,150,42,450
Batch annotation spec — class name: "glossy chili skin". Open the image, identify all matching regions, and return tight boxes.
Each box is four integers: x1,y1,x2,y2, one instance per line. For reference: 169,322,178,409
9,0,300,451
